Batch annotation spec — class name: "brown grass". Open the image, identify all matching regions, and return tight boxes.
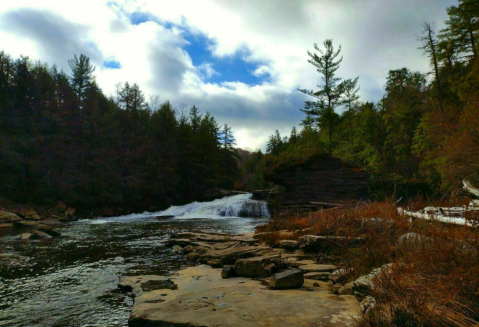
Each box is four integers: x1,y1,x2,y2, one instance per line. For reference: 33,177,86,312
257,198,479,326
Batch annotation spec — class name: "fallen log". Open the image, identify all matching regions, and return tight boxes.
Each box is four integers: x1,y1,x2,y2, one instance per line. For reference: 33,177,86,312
398,208,476,227
463,180,479,197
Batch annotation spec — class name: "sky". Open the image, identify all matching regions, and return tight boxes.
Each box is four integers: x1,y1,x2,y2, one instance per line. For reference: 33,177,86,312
0,0,458,151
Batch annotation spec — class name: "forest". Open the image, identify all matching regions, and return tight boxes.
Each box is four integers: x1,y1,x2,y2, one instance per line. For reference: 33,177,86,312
242,0,479,199
1,0,479,211
0,53,240,213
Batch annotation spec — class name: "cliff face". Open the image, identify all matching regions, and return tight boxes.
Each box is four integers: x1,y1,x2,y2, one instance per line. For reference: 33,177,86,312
265,158,369,204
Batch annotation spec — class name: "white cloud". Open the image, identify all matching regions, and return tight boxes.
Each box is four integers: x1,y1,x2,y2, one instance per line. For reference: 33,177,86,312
0,0,458,150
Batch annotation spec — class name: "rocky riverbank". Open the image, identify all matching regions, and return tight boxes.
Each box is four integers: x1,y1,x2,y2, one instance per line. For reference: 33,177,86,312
118,230,388,326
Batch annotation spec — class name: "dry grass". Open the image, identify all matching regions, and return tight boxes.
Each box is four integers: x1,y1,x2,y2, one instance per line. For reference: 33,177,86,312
257,198,479,326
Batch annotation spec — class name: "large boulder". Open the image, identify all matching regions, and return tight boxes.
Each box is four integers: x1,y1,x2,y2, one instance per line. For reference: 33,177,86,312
265,156,369,205
0,210,22,224
269,269,304,290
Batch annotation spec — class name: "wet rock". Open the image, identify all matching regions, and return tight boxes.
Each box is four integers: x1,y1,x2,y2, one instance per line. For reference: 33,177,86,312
156,215,174,220
182,245,195,254
0,223,13,229
221,265,236,279
304,272,331,281
338,282,354,295
269,269,304,290
234,255,280,277
172,245,182,253
186,252,200,262
200,245,275,267
20,233,31,240
29,230,52,239
37,226,61,237
0,210,22,224
279,240,299,250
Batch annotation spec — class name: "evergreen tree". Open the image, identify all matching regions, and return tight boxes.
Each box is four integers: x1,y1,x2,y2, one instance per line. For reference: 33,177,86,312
298,39,344,154
68,54,95,107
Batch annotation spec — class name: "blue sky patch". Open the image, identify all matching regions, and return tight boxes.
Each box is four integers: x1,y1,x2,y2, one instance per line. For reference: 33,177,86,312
103,58,121,69
183,31,269,86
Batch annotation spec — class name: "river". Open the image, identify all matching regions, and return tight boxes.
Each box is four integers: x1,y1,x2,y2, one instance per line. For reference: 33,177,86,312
0,194,269,327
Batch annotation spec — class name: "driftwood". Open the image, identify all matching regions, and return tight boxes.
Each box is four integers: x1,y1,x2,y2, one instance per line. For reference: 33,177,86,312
310,201,345,207
397,180,479,227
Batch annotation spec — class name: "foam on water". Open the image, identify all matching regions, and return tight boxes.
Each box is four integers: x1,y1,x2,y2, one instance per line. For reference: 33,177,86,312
78,193,269,224
158,193,269,219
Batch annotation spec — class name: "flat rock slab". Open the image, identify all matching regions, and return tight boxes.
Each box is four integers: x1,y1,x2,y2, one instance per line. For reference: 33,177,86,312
126,265,360,327
300,264,337,273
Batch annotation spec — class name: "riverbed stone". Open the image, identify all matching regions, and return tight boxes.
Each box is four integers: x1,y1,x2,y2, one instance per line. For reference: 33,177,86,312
221,265,236,279
353,263,395,295
269,269,304,290
304,271,331,281
279,240,299,249
200,245,275,267
125,265,360,327
299,263,337,273
234,255,280,277
338,282,354,295
21,233,32,240
171,245,182,253
29,230,52,239
186,252,200,261
330,268,351,284
0,210,22,224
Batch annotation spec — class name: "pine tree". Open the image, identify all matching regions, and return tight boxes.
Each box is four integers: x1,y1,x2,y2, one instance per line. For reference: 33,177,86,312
298,39,344,155
68,54,95,107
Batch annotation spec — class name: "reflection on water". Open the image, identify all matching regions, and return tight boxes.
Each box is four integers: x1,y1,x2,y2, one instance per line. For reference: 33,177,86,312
0,198,267,327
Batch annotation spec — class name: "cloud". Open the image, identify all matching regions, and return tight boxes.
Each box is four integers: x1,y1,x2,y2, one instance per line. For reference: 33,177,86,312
0,0,459,150
0,8,103,66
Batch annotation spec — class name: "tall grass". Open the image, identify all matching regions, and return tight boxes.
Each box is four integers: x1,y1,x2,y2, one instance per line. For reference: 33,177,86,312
256,199,479,326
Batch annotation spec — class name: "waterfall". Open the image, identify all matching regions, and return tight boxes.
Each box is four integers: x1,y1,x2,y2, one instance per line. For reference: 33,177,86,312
158,193,270,219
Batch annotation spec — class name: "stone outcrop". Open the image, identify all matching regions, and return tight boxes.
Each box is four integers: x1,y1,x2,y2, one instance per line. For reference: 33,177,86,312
200,245,275,267
123,265,360,327
265,157,369,204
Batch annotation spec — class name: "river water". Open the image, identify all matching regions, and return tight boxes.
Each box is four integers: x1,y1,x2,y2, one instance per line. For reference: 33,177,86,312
0,194,269,327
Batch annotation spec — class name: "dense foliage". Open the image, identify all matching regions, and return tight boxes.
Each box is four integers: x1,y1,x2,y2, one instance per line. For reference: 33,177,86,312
265,0,479,198
0,53,240,212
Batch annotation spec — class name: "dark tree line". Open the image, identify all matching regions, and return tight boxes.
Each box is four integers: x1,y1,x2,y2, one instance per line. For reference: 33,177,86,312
0,52,240,212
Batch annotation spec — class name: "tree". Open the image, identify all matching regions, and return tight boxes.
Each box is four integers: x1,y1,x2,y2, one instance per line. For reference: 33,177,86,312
266,130,283,156
68,54,95,106
221,123,236,150
298,39,344,155
419,22,444,112
189,105,201,135
340,76,360,151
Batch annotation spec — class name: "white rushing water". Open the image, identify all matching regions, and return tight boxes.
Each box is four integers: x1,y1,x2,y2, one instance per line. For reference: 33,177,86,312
79,193,269,224
158,193,269,219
